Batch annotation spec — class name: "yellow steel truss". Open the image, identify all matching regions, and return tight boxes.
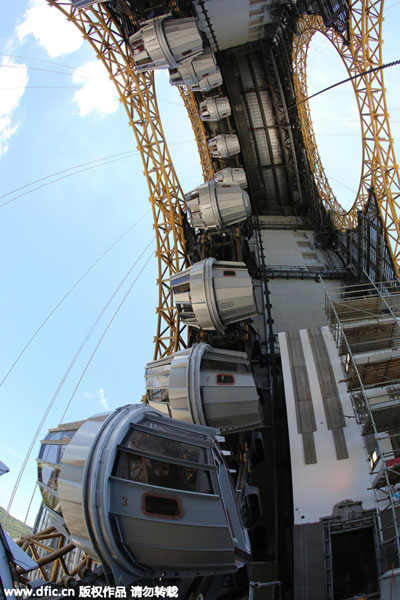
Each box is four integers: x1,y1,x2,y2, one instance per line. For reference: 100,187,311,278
47,0,188,359
178,86,215,182
16,526,92,584
292,0,400,276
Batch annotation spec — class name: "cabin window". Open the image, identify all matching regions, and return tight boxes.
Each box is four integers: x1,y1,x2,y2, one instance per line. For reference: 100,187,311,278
39,444,63,465
123,431,208,464
176,302,194,316
201,358,249,373
179,312,196,323
147,388,169,403
173,282,191,294
38,464,60,491
140,418,209,440
136,58,151,67
39,486,59,512
223,270,236,277
132,40,145,53
146,371,170,403
172,274,190,286
216,374,235,385
113,451,213,494
142,492,183,519
38,431,74,463
147,373,169,389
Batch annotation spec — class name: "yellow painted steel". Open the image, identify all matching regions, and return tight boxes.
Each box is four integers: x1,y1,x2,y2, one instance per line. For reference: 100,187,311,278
16,527,76,583
47,1,188,359
292,0,400,276
178,86,215,182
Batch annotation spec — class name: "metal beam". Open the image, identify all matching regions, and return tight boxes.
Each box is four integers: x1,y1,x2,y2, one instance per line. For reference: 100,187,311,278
292,1,400,277
47,0,188,359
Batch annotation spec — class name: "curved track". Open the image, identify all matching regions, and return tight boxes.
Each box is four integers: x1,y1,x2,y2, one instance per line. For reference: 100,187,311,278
47,0,188,359
292,0,400,275
24,0,400,586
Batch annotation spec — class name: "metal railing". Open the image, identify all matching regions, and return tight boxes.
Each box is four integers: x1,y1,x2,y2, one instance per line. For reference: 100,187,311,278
321,276,400,572
249,580,281,600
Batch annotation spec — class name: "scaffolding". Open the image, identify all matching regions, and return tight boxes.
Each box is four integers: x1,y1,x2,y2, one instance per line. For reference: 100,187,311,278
323,278,400,574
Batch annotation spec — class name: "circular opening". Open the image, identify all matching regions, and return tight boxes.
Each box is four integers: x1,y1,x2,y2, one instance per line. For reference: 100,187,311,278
306,34,363,211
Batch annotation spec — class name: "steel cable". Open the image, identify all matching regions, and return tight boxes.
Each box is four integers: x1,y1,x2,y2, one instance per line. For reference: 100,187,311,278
5,238,154,520
0,209,150,387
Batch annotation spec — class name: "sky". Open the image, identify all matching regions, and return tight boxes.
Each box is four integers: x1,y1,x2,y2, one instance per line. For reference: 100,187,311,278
307,1,400,210
0,0,202,525
0,0,399,527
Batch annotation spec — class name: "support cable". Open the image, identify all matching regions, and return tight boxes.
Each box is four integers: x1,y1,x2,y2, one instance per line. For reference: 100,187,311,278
326,172,358,193
0,150,138,201
292,5,400,273
0,53,95,74
289,58,400,110
0,64,94,79
0,141,194,209
386,0,400,9
5,237,154,521
23,484,38,526
60,247,154,423
0,86,184,109
0,154,137,209
0,209,150,387
0,85,81,90
45,1,189,359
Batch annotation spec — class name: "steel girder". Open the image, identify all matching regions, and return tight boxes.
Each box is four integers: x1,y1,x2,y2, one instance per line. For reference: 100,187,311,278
292,0,400,277
47,0,188,359
15,526,90,583
178,86,215,182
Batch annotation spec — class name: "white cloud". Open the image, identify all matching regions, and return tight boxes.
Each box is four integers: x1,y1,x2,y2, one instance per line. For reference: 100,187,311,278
16,0,83,58
72,60,119,117
83,388,110,410
97,388,110,411
0,58,28,156
11,2,118,126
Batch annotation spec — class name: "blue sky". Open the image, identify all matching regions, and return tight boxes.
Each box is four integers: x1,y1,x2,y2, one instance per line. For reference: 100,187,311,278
0,0,399,527
0,0,202,525
307,2,400,209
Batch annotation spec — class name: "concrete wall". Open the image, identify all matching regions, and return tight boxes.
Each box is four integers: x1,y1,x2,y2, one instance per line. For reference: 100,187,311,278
279,326,376,525
268,279,334,333
254,219,342,333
